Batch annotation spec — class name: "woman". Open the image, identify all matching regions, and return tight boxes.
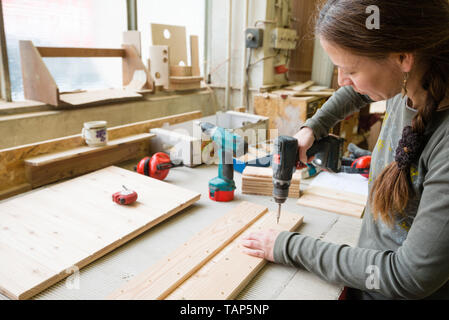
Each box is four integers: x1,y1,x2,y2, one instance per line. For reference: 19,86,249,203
242,0,449,299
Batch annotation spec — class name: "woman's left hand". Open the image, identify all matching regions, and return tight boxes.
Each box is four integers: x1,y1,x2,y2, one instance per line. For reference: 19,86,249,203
241,229,281,262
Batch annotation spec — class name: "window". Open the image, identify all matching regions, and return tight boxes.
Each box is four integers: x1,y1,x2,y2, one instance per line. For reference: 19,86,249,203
2,0,127,101
137,0,205,76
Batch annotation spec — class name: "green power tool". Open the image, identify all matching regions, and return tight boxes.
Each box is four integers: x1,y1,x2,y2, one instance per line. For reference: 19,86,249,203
199,122,248,202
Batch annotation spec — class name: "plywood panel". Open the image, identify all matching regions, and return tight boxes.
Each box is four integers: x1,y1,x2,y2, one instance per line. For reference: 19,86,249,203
19,40,59,106
108,201,268,300
151,23,188,66
0,166,201,300
148,45,169,88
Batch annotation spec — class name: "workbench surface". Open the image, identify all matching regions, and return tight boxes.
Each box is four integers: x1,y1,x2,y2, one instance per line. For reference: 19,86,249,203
0,163,362,300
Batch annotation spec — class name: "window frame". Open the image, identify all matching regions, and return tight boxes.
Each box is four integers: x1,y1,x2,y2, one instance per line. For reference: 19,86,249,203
0,0,12,102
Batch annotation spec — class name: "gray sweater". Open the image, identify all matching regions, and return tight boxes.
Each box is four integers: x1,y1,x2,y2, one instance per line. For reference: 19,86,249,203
273,86,449,300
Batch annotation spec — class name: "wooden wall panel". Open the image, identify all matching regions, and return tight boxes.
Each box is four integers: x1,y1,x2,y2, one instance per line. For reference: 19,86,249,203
288,0,318,82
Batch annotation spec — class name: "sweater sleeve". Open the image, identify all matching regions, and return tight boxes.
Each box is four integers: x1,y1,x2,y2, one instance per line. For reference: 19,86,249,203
273,132,449,299
303,86,373,139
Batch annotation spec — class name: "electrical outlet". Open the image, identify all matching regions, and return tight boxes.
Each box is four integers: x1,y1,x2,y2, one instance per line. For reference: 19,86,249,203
245,28,264,48
271,28,298,50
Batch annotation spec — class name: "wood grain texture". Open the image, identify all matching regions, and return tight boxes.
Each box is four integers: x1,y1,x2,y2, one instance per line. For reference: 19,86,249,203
122,44,153,91
151,23,188,66
0,111,202,199
36,47,125,58
59,88,143,106
165,209,303,300
19,40,59,106
288,0,316,82
297,186,366,218
241,167,300,198
108,201,268,300
253,93,326,137
24,133,155,188
190,35,200,76
0,166,201,300
148,45,169,88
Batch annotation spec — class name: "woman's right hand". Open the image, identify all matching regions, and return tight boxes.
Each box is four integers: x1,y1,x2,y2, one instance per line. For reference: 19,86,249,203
293,126,315,165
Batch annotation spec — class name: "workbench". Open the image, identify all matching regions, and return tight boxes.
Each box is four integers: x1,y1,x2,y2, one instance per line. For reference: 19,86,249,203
0,161,362,300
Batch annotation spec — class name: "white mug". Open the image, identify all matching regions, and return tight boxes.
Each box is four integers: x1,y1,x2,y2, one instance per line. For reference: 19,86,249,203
82,121,108,147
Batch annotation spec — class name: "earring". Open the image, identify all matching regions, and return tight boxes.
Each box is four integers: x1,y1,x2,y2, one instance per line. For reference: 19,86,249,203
401,72,409,98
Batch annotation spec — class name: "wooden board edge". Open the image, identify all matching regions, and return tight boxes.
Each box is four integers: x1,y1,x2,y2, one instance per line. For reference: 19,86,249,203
14,191,202,300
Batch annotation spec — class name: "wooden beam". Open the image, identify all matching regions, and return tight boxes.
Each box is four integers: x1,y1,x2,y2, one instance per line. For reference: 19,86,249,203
36,46,125,58
108,201,268,300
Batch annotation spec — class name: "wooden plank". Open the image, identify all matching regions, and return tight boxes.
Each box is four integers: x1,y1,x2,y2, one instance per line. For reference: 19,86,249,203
25,133,154,167
286,80,315,92
36,47,125,58
303,186,367,207
0,166,201,300
24,133,155,188
242,166,301,183
151,23,188,66
59,88,143,106
166,209,303,300
0,111,202,198
108,201,268,300
297,192,365,218
19,40,59,106
190,35,200,76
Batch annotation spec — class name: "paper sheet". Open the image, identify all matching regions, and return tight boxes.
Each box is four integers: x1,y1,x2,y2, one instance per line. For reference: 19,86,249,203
309,171,369,196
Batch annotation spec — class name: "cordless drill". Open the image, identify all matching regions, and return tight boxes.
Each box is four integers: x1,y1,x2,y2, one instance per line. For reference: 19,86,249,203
272,135,345,223
199,122,248,202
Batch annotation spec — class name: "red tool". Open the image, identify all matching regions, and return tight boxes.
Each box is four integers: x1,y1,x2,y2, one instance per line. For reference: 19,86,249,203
112,185,138,205
135,152,182,180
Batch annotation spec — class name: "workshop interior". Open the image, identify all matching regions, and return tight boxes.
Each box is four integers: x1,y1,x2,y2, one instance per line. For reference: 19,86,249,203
0,0,388,301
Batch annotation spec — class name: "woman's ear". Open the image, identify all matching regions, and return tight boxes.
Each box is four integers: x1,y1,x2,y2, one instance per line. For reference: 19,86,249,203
394,52,414,73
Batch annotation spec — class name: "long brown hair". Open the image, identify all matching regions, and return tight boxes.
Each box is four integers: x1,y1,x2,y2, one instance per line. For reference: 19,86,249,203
315,0,449,226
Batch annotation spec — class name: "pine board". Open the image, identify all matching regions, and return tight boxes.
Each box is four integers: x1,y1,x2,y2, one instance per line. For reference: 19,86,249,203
242,167,300,198
0,166,201,300
108,201,268,300
297,186,366,218
165,209,303,300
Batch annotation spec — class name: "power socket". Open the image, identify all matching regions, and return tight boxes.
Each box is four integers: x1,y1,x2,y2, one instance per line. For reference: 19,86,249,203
245,28,263,48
